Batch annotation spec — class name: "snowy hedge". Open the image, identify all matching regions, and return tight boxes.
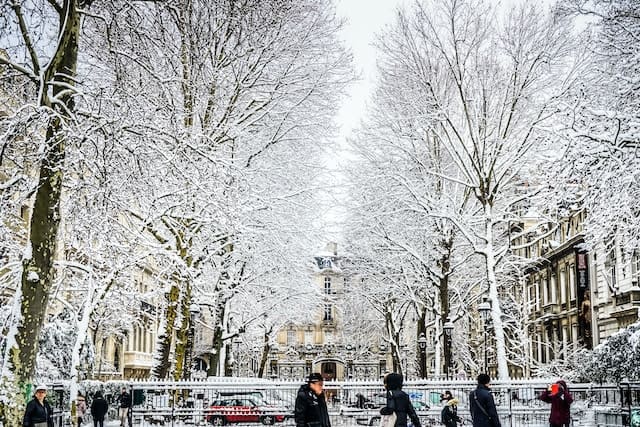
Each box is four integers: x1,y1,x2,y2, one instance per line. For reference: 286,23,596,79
577,320,640,382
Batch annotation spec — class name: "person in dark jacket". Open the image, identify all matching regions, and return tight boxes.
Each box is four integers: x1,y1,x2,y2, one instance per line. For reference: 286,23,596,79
379,373,422,427
295,373,331,427
441,397,461,427
118,388,131,427
22,384,54,427
469,374,501,427
539,380,573,427
90,391,109,427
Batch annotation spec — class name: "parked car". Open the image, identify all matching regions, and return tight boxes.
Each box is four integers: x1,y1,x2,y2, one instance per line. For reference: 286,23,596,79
206,396,287,425
217,390,294,415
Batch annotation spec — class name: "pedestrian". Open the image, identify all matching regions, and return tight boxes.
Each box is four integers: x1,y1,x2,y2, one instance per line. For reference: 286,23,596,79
356,393,367,409
90,391,108,427
441,398,461,427
469,374,501,427
539,380,573,427
117,388,131,427
77,392,87,426
295,373,331,427
379,372,422,427
22,384,54,427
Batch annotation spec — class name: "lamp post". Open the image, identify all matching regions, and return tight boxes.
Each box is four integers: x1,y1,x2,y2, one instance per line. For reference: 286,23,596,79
185,303,201,380
417,332,427,379
443,319,454,380
477,296,491,374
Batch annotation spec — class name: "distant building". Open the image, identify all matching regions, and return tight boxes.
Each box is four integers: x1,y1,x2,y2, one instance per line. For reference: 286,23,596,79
270,242,391,381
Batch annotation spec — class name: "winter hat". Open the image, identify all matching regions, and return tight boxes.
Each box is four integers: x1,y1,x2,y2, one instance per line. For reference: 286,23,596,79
307,373,324,383
35,385,47,392
385,373,404,390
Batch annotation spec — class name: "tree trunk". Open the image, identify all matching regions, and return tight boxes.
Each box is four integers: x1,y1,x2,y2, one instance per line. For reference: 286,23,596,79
173,286,190,381
258,332,271,378
483,203,509,379
11,0,82,388
151,282,180,379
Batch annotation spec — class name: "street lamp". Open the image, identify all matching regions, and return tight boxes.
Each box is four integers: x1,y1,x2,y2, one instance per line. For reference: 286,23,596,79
443,319,454,380
417,332,427,379
477,296,491,374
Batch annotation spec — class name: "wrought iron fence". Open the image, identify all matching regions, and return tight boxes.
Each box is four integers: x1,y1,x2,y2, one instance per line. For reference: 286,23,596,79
63,379,640,426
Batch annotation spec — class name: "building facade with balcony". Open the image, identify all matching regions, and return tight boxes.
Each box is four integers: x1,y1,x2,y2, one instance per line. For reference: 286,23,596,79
513,205,640,370
270,242,392,381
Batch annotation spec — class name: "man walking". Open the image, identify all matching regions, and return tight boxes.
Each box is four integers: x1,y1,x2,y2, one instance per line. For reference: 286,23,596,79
469,374,501,427
295,373,331,427
118,388,131,427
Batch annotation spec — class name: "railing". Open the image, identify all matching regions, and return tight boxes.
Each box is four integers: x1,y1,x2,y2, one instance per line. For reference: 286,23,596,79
121,379,640,426
50,379,640,426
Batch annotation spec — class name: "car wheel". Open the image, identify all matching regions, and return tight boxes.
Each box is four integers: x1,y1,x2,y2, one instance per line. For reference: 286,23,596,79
210,416,226,426
261,415,275,425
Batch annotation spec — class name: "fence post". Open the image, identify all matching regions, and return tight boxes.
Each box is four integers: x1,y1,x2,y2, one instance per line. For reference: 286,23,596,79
623,381,632,427
507,386,512,427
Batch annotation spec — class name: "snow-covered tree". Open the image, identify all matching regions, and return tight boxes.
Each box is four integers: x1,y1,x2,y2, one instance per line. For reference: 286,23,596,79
358,0,580,379
0,0,100,422
555,0,640,254
82,0,352,378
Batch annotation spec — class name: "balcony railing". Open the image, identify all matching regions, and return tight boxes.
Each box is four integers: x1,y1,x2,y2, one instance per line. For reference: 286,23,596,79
124,351,154,368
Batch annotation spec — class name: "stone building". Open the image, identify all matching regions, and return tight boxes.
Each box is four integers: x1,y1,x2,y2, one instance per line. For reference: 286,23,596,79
270,242,391,381
513,205,639,370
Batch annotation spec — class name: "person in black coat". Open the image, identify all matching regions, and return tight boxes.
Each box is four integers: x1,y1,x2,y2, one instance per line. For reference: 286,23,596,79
22,385,54,427
295,373,331,427
469,374,501,427
118,388,132,427
90,391,109,427
441,398,461,427
379,373,421,427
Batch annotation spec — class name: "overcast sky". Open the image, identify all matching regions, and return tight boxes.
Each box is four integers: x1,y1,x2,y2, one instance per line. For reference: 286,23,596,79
334,0,408,143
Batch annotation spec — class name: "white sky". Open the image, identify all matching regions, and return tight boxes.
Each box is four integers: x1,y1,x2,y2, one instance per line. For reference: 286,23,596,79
334,0,408,143
316,1,410,243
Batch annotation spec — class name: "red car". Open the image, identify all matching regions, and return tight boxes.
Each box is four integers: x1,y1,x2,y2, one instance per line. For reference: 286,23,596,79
206,396,287,425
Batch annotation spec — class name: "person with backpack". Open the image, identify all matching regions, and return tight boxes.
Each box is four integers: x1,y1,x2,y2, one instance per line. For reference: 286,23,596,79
469,374,501,427
441,397,461,427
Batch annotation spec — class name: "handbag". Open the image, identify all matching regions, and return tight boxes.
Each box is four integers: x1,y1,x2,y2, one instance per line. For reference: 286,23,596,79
381,393,397,427
381,411,397,427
